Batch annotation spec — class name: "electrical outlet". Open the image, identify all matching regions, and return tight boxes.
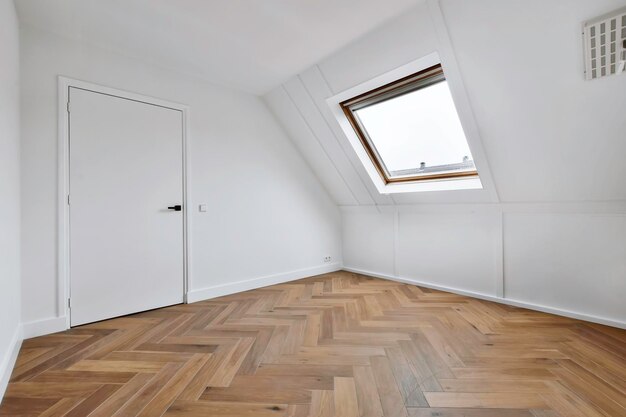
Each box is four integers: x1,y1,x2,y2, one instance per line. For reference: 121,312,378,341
323,255,332,263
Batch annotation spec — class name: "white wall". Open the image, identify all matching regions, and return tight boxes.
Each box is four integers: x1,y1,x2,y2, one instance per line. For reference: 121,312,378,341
20,25,341,335
503,210,626,323
0,0,22,398
342,206,502,299
441,0,626,202
267,0,626,327
343,205,626,327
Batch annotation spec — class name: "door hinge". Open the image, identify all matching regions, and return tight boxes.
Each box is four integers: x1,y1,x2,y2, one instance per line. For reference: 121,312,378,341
67,194,70,205
68,298,71,309
67,101,71,113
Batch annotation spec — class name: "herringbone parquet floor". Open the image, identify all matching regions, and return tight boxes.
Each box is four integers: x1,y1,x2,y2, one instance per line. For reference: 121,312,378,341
1,271,625,416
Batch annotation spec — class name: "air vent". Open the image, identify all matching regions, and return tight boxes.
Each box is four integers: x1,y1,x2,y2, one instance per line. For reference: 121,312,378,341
583,7,626,80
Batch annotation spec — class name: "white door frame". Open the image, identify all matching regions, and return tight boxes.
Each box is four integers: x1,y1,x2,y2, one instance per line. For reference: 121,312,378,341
57,76,192,328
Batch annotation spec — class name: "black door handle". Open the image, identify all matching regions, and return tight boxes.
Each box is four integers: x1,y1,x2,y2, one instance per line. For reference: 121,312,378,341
167,205,182,211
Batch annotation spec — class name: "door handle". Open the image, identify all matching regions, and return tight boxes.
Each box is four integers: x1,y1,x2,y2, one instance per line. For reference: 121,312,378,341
167,205,182,211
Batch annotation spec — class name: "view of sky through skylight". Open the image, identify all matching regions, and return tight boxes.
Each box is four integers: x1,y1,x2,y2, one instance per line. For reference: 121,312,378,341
355,80,473,176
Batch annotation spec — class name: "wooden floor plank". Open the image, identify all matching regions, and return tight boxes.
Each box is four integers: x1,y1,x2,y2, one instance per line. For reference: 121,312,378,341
333,377,359,417
370,356,408,417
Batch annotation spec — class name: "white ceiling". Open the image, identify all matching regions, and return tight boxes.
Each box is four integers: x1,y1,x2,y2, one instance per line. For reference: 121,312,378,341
15,0,423,94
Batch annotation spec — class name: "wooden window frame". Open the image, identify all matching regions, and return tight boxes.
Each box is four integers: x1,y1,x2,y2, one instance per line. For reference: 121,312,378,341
339,64,479,184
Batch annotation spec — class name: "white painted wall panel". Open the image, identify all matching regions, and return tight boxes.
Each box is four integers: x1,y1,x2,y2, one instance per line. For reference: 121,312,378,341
0,0,21,396
264,87,356,206
504,213,626,324
342,205,626,327
342,209,395,276
390,188,493,205
397,212,500,296
297,67,394,206
282,76,378,205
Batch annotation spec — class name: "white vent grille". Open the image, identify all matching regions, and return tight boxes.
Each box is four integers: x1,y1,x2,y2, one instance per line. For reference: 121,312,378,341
583,7,626,80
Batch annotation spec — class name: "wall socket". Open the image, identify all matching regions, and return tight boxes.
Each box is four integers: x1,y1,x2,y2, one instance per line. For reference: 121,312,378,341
323,255,332,263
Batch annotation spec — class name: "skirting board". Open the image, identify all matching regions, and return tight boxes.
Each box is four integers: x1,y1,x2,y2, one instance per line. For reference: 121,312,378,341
343,267,626,329
188,263,342,303
21,316,68,340
0,325,22,402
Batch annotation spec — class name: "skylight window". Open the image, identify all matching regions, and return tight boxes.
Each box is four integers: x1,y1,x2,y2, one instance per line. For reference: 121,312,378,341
340,64,478,183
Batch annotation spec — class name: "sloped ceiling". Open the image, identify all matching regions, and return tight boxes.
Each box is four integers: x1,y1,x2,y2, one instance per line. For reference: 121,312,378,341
265,0,626,205
14,0,423,94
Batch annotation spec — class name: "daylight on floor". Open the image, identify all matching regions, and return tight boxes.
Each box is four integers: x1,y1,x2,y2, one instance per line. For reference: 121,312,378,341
1,0,625,416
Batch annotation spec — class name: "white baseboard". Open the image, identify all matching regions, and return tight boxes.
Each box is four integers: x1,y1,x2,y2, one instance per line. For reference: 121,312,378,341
0,325,22,402
188,263,342,303
21,316,67,339
343,267,626,329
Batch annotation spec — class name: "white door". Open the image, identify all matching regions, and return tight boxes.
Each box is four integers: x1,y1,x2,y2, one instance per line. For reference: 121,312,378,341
69,87,184,326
